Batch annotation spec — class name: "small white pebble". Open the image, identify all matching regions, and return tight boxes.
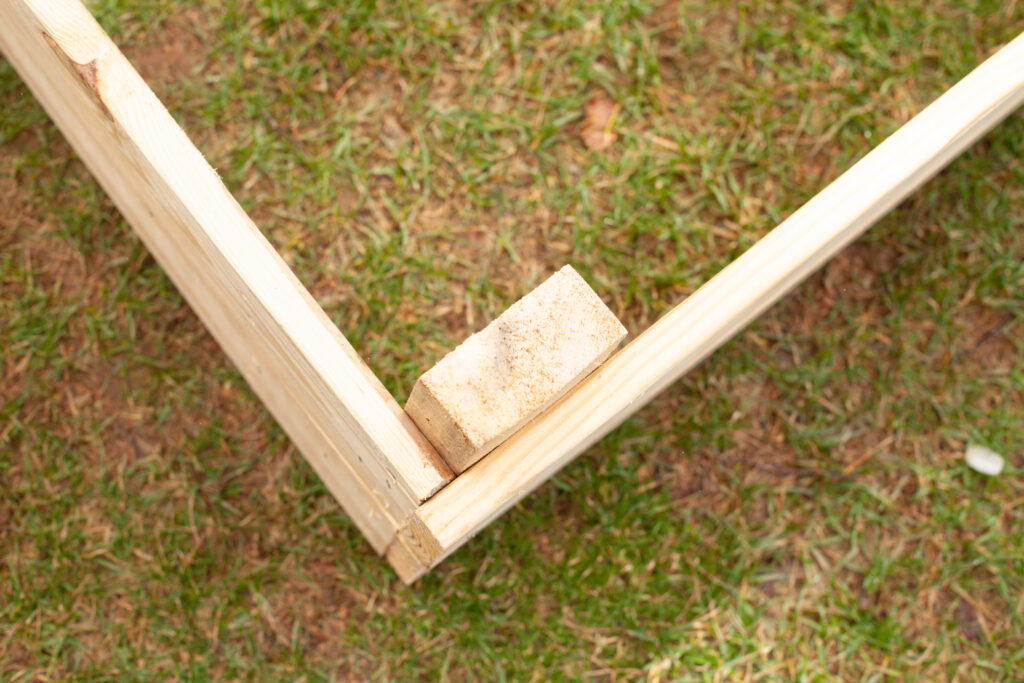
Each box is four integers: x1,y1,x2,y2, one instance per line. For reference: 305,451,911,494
965,444,1005,476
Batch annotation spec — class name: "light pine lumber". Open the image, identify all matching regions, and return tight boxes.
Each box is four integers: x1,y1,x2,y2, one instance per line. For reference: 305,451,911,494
388,31,1024,582
406,265,627,474
0,0,453,553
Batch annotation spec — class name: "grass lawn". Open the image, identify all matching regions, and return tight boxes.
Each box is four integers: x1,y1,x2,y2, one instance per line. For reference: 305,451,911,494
2,0,1022,679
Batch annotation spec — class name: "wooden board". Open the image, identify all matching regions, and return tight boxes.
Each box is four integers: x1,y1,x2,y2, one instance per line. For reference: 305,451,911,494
388,31,1024,581
0,0,453,553
406,265,626,473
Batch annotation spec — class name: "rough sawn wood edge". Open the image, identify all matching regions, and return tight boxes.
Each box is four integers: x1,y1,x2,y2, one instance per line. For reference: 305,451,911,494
0,0,454,554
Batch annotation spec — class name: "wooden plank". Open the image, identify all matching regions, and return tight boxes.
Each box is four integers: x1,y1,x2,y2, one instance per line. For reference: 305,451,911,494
406,265,626,473
0,0,453,553
388,31,1024,581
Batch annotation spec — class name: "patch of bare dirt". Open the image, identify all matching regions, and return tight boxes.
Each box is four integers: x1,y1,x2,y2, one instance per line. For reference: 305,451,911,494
20,234,89,292
123,10,207,86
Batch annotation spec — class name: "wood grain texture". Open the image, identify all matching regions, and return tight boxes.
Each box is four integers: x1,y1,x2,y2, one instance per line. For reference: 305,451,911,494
406,265,626,474
0,0,453,553
388,31,1024,581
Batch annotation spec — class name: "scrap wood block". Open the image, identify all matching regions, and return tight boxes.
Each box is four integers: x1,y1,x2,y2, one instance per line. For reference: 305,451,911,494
406,265,627,473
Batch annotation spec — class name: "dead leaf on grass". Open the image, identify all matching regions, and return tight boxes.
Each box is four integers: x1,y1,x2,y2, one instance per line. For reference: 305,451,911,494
581,96,619,151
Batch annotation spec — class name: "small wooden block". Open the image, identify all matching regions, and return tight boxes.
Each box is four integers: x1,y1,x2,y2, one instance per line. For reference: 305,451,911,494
406,265,627,473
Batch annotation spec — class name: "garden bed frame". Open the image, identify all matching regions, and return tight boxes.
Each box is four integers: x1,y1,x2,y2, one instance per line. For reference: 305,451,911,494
3,0,1022,583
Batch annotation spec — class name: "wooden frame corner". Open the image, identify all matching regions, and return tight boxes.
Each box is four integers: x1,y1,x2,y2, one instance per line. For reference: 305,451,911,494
4,0,1022,583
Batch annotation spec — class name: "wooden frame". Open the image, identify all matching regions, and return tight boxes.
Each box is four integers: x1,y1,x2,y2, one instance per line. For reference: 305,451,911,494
3,0,1022,583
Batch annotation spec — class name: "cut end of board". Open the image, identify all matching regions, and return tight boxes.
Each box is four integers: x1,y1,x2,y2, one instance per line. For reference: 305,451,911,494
385,538,428,584
405,265,627,474
385,513,443,584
